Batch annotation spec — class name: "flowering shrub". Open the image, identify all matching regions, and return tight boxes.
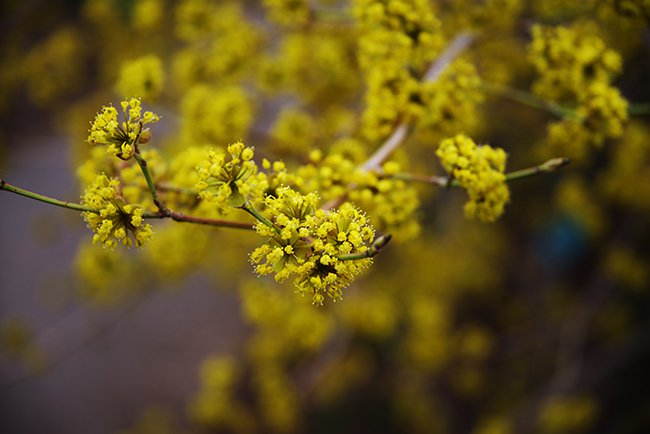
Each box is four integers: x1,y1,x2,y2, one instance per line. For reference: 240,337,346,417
1,1,649,433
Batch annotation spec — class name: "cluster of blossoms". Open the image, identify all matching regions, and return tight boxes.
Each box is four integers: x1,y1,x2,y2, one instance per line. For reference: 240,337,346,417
528,24,628,158
528,24,622,102
418,59,484,135
179,85,253,146
173,1,261,89
574,81,628,142
250,187,376,305
87,97,160,160
115,54,164,101
353,0,445,141
23,28,85,106
195,142,260,213
437,134,510,222
601,123,650,212
298,147,421,240
259,32,359,105
81,174,153,249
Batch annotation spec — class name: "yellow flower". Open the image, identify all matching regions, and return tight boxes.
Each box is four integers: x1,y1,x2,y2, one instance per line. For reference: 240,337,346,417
195,142,259,213
437,134,510,222
87,97,160,160
250,187,375,304
115,55,165,101
528,24,622,102
81,174,153,249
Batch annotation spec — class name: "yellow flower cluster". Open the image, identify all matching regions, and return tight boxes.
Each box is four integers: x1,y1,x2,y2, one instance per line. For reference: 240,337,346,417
262,0,311,26
179,85,253,146
173,1,261,88
528,24,621,102
77,146,165,212
529,24,628,159
353,0,445,141
23,28,86,106
297,149,361,202
195,142,259,213
87,97,160,160
298,148,421,239
351,168,422,240
115,54,164,101
575,81,628,141
164,146,212,210
132,0,164,31
601,122,650,212
353,0,442,71
260,32,359,105
250,187,375,305
241,281,333,359
548,81,628,158
269,108,319,157
437,134,510,222
418,59,484,135
81,174,153,249
175,0,221,41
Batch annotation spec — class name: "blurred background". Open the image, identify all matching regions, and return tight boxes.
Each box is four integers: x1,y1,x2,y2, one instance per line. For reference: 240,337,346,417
1,1,650,433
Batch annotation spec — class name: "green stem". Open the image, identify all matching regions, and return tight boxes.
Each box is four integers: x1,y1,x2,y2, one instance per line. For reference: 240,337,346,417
154,182,196,195
133,152,256,230
390,157,571,187
0,179,96,213
483,81,650,117
133,151,166,212
337,234,392,261
239,202,279,233
481,81,578,119
503,157,571,182
1,178,256,230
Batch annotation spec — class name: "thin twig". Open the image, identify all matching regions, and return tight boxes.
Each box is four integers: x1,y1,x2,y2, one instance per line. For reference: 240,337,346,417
239,202,279,233
388,157,571,187
360,32,476,173
321,33,475,211
133,150,256,230
143,210,255,230
483,81,650,117
336,234,392,261
1,178,256,230
481,81,578,119
134,151,167,213
0,179,96,213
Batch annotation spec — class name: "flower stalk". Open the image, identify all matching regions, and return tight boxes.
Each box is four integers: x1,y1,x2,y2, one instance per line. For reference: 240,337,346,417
133,150,167,213
0,179,96,213
481,81,579,119
239,202,280,234
388,157,571,187
361,32,476,173
1,178,255,230
336,234,392,261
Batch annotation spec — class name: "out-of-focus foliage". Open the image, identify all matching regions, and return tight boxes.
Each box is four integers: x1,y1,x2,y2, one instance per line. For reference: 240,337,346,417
1,0,650,433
